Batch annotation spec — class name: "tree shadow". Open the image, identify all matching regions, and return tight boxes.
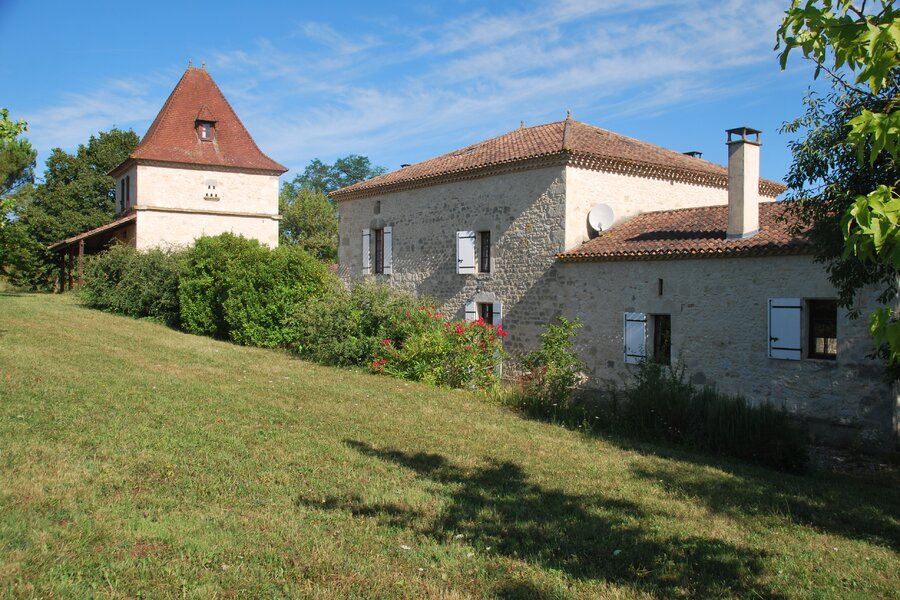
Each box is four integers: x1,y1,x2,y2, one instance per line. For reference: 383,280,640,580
296,439,781,598
628,458,900,553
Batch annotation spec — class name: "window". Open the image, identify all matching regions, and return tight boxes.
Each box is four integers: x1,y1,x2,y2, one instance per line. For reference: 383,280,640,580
374,228,384,274
768,297,838,360
808,299,837,359
478,303,494,325
362,226,392,275
478,230,491,273
197,121,214,141
623,312,647,364
126,175,130,207
120,178,126,211
456,231,476,274
651,314,671,365
465,299,502,326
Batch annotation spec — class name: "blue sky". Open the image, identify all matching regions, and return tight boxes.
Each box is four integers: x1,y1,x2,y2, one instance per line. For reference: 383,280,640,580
0,0,824,184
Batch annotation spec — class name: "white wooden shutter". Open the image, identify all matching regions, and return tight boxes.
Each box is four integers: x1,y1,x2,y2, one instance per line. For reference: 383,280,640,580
383,226,393,275
464,299,477,322
624,312,647,364
769,298,801,360
457,231,476,274
361,229,371,274
492,302,502,327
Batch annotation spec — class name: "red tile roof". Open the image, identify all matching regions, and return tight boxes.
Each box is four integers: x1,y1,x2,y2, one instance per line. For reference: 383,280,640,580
331,118,786,200
47,213,137,252
557,202,812,262
116,67,286,174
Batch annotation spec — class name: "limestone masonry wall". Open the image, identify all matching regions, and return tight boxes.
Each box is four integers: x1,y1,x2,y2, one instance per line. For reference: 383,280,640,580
135,210,278,250
338,166,569,352
554,255,897,446
564,166,733,251
136,164,279,216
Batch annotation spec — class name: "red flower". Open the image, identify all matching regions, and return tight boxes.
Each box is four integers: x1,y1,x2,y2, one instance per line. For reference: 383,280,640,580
455,324,464,334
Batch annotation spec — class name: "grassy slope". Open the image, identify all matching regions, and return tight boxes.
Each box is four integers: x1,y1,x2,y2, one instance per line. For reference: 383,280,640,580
0,293,898,599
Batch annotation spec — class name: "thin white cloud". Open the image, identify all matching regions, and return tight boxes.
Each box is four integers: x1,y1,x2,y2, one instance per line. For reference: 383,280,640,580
25,0,792,177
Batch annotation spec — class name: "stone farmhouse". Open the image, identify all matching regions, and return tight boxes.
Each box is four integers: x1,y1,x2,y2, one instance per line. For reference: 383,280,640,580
49,65,286,286
332,117,898,447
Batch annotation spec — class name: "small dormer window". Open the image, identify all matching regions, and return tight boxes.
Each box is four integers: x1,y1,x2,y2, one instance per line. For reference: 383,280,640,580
198,121,214,141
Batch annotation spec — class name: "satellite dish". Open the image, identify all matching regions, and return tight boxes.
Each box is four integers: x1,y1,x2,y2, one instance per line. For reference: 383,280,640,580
588,203,615,232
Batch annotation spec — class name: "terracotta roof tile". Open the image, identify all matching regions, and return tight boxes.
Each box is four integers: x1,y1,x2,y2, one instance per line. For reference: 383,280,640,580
557,202,812,262
332,118,786,200
124,67,286,174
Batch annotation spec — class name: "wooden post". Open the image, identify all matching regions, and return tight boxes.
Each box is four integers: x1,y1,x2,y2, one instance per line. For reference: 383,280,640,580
77,239,85,287
67,248,74,291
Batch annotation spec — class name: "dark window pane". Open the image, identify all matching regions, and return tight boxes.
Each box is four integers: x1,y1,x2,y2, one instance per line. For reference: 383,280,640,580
479,231,491,273
374,228,384,274
808,299,837,359
478,303,493,325
653,314,671,365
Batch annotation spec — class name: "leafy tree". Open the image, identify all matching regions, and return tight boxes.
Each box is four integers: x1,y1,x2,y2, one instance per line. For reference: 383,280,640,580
3,128,139,288
291,154,386,194
279,184,338,261
278,154,384,260
777,0,900,366
0,108,36,222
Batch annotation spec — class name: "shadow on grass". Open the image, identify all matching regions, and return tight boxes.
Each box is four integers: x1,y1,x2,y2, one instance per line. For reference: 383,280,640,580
297,439,779,598
628,457,900,553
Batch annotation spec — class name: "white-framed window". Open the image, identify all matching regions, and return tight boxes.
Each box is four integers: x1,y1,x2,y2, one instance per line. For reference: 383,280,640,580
198,121,214,141
465,299,502,325
624,312,647,364
457,230,476,274
768,297,838,361
362,226,392,275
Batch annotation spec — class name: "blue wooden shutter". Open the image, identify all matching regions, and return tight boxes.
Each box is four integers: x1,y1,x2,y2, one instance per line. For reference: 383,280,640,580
769,298,801,360
383,226,392,275
361,229,371,274
624,312,647,364
492,302,502,327
457,231,476,274
464,299,477,321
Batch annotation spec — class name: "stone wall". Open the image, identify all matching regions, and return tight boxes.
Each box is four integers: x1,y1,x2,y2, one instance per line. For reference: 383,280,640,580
136,164,279,216
337,166,569,353
135,209,279,250
564,165,735,251
553,254,897,446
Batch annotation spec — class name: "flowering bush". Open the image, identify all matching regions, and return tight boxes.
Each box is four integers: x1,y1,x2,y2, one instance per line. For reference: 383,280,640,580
369,305,507,390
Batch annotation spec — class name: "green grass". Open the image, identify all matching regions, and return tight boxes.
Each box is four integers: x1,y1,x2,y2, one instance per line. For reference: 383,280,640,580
1,293,898,599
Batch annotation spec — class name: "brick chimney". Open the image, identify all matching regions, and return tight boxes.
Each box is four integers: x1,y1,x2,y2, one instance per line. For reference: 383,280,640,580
725,127,761,239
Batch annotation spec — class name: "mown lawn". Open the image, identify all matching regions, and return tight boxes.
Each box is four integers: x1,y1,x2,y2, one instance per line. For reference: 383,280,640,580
0,292,898,599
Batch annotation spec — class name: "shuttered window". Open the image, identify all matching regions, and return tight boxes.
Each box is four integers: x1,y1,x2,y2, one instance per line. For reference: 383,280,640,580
478,231,491,273
464,299,477,321
768,298,801,360
624,312,647,364
382,226,392,275
374,228,384,274
361,229,371,274
457,231,476,274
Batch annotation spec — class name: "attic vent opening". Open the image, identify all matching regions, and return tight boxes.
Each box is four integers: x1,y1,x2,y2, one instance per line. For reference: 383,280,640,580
452,144,480,157
197,121,215,141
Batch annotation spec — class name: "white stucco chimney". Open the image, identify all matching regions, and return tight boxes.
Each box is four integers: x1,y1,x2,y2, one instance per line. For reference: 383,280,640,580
725,127,761,239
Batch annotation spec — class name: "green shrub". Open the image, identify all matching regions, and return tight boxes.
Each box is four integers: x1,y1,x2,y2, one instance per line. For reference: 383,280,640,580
370,307,507,389
501,320,808,473
520,316,583,403
179,234,335,346
223,244,335,348
616,363,809,472
81,244,182,326
178,234,258,339
289,282,424,366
